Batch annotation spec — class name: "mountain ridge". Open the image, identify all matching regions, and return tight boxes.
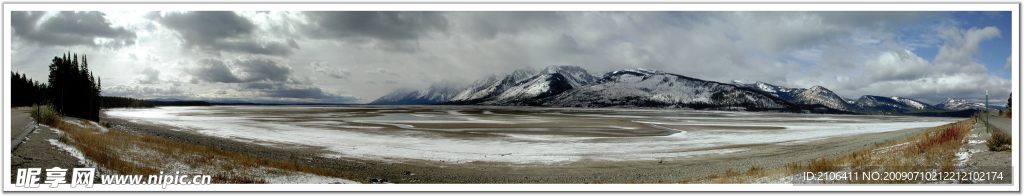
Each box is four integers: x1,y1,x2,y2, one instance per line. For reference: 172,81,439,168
370,66,983,117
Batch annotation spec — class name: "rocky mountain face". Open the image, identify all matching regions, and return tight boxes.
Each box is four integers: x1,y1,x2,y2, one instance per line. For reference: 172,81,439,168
483,65,599,105
853,95,939,113
449,67,539,103
936,98,997,111
370,66,983,116
543,69,794,111
731,81,806,102
793,86,858,112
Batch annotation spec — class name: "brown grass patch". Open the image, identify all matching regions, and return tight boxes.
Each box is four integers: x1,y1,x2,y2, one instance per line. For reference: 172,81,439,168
987,130,1012,151
690,118,976,184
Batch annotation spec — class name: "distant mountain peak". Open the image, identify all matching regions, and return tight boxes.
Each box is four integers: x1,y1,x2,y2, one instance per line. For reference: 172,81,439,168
730,80,805,102
794,85,856,112
541,65,584,73
854,95,938,113
546,69,795,111
936,98,989,111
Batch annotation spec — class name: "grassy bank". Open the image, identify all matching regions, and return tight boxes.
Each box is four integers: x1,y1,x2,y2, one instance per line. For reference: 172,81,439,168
691,118,979,184
32,105,360,184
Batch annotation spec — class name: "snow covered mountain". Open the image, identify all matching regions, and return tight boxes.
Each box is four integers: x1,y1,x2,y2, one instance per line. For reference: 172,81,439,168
730,80,806,102
448,65,598,105
450,74,500,102
844,99,857,105
368,88,420,105
484,65,598,105
544,69,794,111
890,96,939,110
369,81,464,105
450,67,538,102
853,95,939,113
367,65,980,116
935,98,989,111
793,86,857,112
729,81,856,112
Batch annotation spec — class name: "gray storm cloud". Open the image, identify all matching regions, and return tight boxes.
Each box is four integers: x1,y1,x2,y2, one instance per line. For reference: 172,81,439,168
302,11,448,41
11,11,137,48
187,58,292,84
153,11,296,56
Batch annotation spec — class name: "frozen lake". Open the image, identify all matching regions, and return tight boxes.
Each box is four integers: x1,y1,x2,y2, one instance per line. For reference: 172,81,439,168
104,105,961,164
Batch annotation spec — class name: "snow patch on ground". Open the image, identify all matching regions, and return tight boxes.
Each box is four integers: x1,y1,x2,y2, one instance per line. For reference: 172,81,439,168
263,172,360,184
956,128,983,167
62,118,86,127
88,121,109,133
47,138,94,167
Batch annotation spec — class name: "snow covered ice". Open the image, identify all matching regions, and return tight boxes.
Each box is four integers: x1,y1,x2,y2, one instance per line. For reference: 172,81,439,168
105,106,960,164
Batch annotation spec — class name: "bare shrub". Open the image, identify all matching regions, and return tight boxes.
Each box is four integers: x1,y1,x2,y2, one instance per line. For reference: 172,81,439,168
987,131,1012,151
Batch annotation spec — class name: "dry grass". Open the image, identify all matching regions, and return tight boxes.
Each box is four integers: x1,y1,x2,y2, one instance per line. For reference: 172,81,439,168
987,130,1011,151
689,118,976,184
30,104,61,125
687,166,793,184
35,105,360,184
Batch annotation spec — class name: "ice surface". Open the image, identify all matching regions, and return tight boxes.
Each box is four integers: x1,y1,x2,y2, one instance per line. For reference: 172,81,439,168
105,106,960,164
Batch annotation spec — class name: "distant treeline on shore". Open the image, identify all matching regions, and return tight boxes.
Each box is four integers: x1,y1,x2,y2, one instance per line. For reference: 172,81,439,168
98,96,212,108
14,71,213,110
11,53,103,121
11,52,213,121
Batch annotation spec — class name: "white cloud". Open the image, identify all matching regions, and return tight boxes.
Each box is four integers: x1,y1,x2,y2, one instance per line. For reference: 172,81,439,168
795,25,1008,104
934,26,1000,66
1006,56,1012,71
861,49,932,82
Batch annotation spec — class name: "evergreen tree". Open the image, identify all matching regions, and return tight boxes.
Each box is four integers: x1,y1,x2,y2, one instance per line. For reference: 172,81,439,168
11,71,49,107
46,52,101,121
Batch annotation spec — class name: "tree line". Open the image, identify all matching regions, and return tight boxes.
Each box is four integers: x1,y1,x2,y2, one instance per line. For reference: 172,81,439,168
99,96,155,108
11,72,48,107
97,96,211,108
47,52,102,121
12,52,211,122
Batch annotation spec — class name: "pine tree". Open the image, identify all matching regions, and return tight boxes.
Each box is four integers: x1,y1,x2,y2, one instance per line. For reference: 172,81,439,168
45,52,101,121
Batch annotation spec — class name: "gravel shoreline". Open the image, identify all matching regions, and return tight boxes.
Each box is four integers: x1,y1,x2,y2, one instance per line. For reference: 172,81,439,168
100,113,939,184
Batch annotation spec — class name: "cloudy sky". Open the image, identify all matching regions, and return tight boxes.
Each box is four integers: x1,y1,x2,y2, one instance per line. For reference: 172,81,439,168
9,10,1014,104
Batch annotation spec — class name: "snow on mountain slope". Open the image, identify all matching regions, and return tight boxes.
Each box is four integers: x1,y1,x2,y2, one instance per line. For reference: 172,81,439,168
369,88,421,105
730,81,805,102
935,98,988,111
793,86,857,112
854,95,938,112
546,69,792,110
543,65,599,88
450,67,538,102
845,99,857,105
486,65,598,105
451,75,500,102
369,81,464,105
418,80,464,102
890,96,935,110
